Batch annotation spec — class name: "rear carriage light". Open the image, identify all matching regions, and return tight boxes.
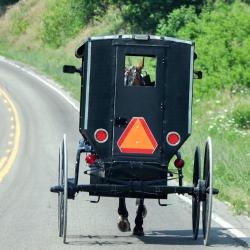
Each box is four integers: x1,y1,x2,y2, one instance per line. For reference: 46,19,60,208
174,158,185,169
94,129,108,143
85,154,96,165
166,132,180,146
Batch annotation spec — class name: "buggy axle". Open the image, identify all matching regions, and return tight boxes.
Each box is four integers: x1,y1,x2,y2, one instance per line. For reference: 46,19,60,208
50,182,219,198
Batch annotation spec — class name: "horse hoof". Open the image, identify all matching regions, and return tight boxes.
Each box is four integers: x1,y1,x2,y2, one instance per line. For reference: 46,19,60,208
133,227,144,236
117,216,131,232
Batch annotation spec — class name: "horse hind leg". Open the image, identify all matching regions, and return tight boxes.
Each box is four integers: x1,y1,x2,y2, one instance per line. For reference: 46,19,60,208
133,198,145,236
136,198,147,218
117,197,131,232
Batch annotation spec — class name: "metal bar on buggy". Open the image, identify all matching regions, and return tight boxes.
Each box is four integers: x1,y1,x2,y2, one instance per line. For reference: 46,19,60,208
74,138,93,186
75,184,195,195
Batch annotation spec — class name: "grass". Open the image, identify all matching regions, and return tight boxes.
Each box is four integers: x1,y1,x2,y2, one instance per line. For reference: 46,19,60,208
180,89,250,216
232,103,250,129
0,39,81,99
0,4,123,101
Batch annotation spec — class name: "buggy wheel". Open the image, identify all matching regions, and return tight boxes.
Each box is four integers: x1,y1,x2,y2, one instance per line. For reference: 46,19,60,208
202,137,213,246
192,146,201,240
62,134,68,243
57,135,68,243
58,145,63,237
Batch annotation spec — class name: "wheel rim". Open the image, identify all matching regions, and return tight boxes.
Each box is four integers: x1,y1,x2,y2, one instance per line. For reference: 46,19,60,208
202,137,213,246
192,146,201,240
57,135,68,242
58,145,63,237
62,134,68,243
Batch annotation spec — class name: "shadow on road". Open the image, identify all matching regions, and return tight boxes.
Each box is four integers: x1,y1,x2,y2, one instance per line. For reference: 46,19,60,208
66,235,134,246
138,228,247,247
66,227,247,248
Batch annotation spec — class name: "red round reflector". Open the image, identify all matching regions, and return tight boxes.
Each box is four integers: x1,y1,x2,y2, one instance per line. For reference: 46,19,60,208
94,129,108,143
166,132,180,146
85,154,96,165
174,158,185,168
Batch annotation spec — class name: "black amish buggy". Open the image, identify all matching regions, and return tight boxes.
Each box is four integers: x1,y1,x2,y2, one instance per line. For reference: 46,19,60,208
50,34,218,245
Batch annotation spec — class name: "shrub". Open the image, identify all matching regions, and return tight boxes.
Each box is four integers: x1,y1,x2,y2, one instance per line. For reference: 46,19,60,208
232,104,250,129
0,0,19,4
111,0,204,33
157,1,250,96
41,0,110,48
10,2,29,35
41,0,85,48
0,0,19,15
157,6,198,37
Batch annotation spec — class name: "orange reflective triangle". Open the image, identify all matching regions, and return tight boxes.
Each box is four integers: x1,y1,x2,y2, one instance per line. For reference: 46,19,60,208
117,117,158,154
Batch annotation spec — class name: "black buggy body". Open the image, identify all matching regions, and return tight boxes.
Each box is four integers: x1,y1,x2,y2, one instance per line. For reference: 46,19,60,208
77,35,194,186
51,34,218,245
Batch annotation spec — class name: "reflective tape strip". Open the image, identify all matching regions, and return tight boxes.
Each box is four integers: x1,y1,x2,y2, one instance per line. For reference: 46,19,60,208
84,41,92,129
188,45,194,134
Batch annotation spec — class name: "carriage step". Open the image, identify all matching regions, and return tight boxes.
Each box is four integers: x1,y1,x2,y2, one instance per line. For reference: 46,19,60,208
50,185,63,193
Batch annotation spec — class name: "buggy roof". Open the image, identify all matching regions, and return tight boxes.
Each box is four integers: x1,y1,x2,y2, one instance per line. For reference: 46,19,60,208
75,34,193,58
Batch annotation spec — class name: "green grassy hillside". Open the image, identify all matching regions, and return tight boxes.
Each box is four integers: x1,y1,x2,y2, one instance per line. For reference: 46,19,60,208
158,1,250,215
0,0,249,216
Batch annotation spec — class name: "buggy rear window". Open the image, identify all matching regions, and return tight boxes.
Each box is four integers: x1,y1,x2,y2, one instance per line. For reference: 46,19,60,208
124,55,156,87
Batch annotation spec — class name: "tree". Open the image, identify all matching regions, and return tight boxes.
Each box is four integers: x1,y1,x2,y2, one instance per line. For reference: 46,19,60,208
111,0,205,32
0,0,19,15
0,0,19,6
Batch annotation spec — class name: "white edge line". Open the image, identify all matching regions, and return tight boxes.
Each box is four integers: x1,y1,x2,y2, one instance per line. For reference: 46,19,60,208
0,56,79,112
0,55,248,246
178,195,249,243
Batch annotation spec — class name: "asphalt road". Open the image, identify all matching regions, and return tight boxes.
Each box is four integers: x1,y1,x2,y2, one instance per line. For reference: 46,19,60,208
0,59,248,250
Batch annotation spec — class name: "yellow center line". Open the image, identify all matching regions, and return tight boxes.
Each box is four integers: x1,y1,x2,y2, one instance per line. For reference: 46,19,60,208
0,156,7,170
0,87,20,182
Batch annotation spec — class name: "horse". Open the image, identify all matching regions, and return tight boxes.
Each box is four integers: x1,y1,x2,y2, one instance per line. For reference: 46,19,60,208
124,58,146,86
117,197,147,236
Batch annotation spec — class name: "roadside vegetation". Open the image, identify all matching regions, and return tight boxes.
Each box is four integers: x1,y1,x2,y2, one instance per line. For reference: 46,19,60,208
0,0,249,216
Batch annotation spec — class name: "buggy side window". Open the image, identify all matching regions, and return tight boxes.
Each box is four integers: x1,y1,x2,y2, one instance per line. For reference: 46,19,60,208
124,55,156,87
